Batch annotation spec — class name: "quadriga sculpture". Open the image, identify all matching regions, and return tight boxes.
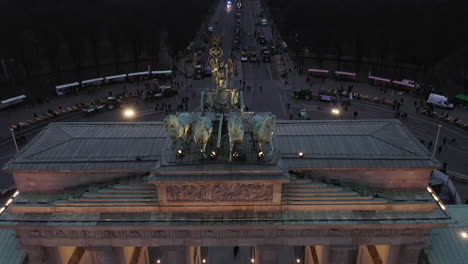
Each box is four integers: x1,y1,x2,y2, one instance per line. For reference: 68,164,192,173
251,113,276,155
163,113,192,149
227,113,245,161
193,116,213,154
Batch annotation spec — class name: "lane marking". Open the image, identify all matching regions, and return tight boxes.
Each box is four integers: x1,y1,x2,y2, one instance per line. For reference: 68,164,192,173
266,63,273,80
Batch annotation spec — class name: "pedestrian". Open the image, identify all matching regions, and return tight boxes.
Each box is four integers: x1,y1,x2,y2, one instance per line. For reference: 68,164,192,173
438,146,442,154
400,98,404,104
420,139,425,145
443,137,447,145
233,246,239,258
428,141,433,149
353,111,358,119
392,104,396,110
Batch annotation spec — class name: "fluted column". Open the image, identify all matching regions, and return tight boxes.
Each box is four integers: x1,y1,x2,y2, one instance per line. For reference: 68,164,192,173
161,246,188,264
328,245,358,264
256,246,281,264
399,244,424,264
87,246,118,264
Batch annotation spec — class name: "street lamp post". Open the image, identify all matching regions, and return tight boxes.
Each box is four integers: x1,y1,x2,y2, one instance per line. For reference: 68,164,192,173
432,124,442,157
10,128,19,153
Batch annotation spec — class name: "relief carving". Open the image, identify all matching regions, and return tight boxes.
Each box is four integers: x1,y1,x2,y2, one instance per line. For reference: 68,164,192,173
166,183,274,202
18,228,427,241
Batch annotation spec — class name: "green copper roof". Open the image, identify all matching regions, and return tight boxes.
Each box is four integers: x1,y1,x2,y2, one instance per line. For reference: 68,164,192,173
0,229,26,264
3,122,167,171
3,119,438,171
276,120,439,168
425,205,468,264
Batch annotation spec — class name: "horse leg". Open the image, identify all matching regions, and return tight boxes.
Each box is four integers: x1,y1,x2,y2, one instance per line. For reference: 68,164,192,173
268,139,274,156
229,141,233,162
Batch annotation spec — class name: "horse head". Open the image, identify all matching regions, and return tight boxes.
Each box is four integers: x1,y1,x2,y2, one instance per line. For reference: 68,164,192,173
193,117,212,151
228,115,244,143
258,114,276,143
163,114,182,140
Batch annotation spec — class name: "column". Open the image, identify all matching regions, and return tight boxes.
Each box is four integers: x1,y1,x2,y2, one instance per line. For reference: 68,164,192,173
328,245,358,264
386,245,401,264
161,246,188,264
399,244,424,264
20,245,47,264
87,246,119,264
256,246,281,264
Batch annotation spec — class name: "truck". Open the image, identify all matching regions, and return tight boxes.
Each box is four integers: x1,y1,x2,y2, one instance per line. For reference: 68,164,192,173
427,93,453,109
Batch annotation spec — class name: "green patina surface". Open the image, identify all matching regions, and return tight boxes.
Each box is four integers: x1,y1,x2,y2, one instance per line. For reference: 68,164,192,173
425,205,468,264
3,119,439,171
0,229,26,264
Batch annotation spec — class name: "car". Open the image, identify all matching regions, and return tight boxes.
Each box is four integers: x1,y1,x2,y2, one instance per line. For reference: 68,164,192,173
294,89,313,100
232,40,240,50
299,109,310,120
318,90,336,102
249,53,257,62
194,65,203,80
261,19,268,26
204,65,212,77
241,52,249,62
208,26,214,33
227,0,232,8
262,50,271,62
105,96,122,110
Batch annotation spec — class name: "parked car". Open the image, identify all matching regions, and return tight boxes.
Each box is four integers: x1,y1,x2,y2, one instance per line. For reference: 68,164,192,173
249,52,257,62
105,96,122,110
261,19,268,26
294,89,313,100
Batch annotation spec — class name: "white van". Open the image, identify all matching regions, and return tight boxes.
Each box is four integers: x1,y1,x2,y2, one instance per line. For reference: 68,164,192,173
427,93,453,109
